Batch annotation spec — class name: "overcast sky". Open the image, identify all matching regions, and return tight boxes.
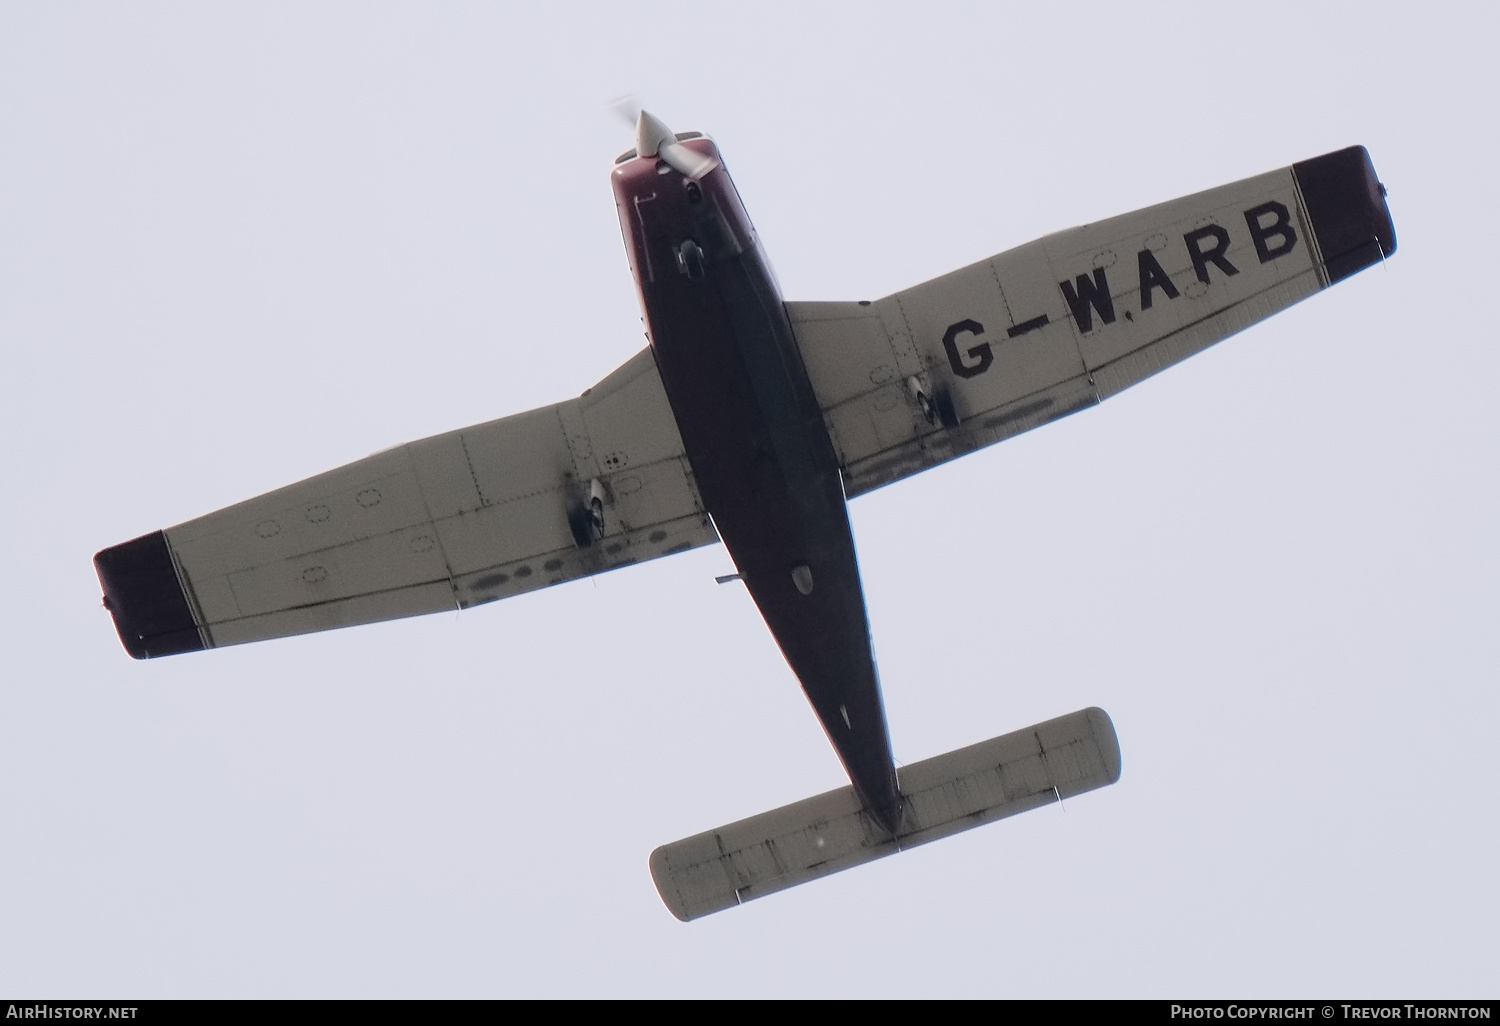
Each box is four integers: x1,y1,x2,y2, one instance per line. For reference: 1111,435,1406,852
3,1,1496,998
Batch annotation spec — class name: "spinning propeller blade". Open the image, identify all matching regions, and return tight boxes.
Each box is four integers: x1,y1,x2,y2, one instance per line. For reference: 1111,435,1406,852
609,99,719,180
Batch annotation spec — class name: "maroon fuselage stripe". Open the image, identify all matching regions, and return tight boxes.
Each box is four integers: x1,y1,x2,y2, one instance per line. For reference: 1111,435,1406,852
611,142,901,832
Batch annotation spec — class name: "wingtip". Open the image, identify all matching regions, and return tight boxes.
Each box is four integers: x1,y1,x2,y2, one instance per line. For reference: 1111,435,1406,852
1293,145,1398,282
647,845,696,922
1084,706,1122,785
94,531,205,659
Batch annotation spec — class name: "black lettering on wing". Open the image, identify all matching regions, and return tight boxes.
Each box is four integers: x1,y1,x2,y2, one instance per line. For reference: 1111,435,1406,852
1059,269,1116,332
943,319,992,378
1007,314,1050,338
1244,201,1298,263
1137,249,1180,310
1184,224,1239,284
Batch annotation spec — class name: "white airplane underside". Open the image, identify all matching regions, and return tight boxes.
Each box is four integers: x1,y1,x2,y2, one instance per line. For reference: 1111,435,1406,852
94,117,1396,919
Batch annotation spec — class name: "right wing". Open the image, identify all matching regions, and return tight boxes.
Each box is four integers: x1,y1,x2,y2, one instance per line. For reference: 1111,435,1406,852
95,347,718,658
789,146,1396,498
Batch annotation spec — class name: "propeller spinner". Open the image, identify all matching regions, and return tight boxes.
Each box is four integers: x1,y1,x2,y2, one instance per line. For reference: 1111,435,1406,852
612,100,720,180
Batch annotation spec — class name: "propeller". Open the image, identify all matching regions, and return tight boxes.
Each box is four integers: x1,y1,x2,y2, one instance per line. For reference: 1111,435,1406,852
608,97,720,180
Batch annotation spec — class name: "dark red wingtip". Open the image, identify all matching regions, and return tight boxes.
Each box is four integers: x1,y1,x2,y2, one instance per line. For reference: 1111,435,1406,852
1293,145,1398,284
94,531,205,659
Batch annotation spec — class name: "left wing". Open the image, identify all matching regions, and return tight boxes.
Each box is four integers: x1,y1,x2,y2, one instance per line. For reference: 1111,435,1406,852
789,146,1396,498
96,347,718,658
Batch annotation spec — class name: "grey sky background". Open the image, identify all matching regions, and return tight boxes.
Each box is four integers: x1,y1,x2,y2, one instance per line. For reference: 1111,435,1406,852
3,2,1496,998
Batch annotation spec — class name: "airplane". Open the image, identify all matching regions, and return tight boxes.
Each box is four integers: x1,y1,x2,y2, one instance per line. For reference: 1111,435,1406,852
94,111,1396,920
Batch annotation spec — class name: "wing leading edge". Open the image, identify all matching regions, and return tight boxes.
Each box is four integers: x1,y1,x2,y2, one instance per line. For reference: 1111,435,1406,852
96,348,718,658
789,146,1396,498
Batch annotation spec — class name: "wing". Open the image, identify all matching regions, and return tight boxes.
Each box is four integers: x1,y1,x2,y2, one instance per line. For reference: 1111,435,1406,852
95,347,718,658
789,146,1397,498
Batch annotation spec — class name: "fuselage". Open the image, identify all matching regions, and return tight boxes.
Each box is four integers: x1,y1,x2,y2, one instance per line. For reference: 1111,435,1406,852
610,136,901,832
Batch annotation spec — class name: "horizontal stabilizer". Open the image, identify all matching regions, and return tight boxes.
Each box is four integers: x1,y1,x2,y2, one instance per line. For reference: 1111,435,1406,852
650,707,1120,921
